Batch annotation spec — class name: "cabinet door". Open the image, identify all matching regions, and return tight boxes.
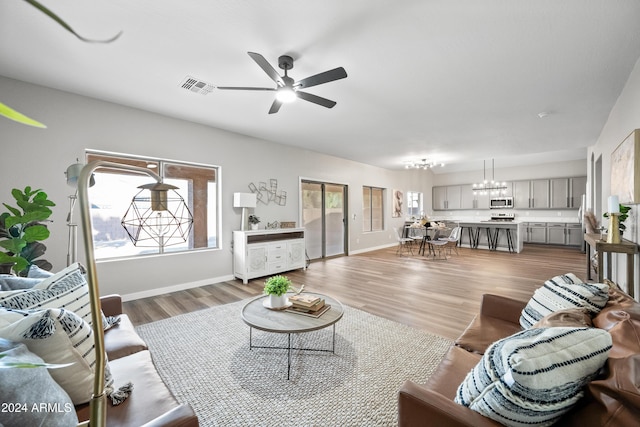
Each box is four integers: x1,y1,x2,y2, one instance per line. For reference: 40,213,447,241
446,185,462,210
432,187,447,210
287,239,306,268
550,179,569,208
459,185,475,209
530,179,550,209
475,192,490,209
547,223,566,245
566,224,583,246
513,181,531,209
528,223,547,243
247,246,268,276
569,177,587,208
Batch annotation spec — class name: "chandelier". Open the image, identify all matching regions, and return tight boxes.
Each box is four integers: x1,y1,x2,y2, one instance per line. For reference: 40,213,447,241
472,159,508,196
404,158,444,170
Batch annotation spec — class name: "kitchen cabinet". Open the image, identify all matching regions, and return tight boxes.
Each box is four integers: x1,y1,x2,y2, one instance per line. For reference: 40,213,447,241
234,228,306,284
525,222,547,243
565,223,583,246
547,223,566,244
523,222,583,246
432,185,461,210
460,185,490,209
514,179,550,209
550,176,587,208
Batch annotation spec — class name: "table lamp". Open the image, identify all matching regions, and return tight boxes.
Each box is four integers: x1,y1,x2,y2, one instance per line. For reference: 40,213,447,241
607,195,621,244
234,192,257,230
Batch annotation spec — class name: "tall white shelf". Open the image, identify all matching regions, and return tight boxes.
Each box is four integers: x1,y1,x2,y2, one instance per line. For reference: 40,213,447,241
233,228,306,284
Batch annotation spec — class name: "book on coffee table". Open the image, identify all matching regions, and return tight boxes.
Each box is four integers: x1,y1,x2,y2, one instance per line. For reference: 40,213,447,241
285,304,331,318
288,294,321,307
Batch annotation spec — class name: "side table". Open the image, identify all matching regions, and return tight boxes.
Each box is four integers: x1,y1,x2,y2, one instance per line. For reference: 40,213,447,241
584,233,639,298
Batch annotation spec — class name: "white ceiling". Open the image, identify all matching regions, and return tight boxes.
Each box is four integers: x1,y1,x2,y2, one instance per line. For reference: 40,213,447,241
2,0,640,173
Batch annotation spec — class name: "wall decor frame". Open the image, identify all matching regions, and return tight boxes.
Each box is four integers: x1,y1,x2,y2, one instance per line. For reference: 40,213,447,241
392,189,403,218
611,129,640,204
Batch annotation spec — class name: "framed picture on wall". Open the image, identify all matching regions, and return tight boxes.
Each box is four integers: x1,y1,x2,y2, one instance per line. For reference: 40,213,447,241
393,189,403,217
611,129,640,204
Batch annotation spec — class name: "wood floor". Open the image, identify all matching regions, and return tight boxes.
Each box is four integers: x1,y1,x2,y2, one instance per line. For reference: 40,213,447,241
123,243,587,340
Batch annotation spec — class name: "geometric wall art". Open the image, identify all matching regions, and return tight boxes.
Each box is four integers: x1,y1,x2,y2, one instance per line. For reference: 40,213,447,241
248,178,287,206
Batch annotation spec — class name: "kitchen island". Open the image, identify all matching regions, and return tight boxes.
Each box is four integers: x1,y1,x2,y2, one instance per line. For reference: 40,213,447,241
455,220,525,253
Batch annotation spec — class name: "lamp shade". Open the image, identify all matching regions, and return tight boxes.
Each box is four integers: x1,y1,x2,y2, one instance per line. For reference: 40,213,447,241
234,192,257,208
66,162,95,188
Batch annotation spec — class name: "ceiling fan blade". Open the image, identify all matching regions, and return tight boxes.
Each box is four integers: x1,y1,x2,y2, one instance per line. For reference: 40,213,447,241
216,86,275,91
295,67,347,90
296,91,337,109
248,52,285,86
268,99,283,114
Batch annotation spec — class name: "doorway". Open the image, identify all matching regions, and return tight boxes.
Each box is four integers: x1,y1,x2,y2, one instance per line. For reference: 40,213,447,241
301,180,348,260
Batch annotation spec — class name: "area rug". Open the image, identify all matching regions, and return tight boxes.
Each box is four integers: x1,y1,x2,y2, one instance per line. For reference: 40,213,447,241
136,299,453,427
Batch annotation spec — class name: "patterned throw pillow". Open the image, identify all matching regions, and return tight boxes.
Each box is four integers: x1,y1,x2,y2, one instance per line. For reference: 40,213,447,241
455,327,612,427
0,307,115,405
520,273,609,329
0,262,109,330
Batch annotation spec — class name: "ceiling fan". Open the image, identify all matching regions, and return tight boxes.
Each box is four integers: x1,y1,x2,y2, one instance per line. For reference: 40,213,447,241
216,52,347,114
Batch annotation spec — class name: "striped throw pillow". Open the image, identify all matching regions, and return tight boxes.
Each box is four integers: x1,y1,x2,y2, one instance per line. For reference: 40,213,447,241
455,327,612,427
0,263,108,329
520,273,609,329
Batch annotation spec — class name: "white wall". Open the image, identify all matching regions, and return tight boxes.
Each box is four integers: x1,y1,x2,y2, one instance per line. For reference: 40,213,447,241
0,76,432,299
588,57,640,298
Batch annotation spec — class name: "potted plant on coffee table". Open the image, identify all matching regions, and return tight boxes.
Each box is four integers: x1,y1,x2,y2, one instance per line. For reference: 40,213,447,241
263,275,292,309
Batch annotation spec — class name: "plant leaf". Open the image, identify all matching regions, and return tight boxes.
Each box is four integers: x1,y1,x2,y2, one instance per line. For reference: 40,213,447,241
0,102,46,128
24,0,122,43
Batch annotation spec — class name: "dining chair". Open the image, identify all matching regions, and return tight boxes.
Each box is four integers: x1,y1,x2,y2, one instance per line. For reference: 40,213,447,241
438,226,462,255
395,227,414,256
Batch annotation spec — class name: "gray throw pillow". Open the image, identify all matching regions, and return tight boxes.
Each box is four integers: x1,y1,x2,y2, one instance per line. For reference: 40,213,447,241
0,275,43,291
0,338,78,427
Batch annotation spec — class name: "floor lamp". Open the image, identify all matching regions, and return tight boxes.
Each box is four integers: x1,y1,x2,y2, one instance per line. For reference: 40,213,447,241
64,161,95,266
234,192,257,230
76,160,192,427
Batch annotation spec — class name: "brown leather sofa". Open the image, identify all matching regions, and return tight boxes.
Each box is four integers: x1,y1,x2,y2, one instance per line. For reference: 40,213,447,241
75,295,199,427
398,286,640,426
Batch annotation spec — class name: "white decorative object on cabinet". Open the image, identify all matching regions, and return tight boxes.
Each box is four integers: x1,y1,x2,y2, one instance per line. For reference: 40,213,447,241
233,228,306,284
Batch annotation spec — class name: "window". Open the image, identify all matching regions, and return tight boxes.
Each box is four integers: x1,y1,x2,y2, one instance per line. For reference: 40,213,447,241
362,186,384,232
407,191,423,218
86,152,219,260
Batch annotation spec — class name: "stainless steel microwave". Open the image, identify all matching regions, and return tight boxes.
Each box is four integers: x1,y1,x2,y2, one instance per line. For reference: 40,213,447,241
490,197,513,209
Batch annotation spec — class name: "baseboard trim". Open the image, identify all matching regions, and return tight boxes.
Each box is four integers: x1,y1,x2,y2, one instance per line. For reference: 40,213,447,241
349,243,396,255
121,274,236,301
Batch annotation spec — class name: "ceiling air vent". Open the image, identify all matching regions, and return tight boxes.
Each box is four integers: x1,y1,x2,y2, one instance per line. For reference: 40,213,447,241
180,75,214,95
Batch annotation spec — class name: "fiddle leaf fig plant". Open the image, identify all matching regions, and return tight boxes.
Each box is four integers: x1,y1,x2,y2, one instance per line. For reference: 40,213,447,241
0,187,56,275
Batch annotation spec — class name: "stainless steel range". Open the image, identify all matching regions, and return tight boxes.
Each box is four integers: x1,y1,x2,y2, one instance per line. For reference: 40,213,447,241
483,212,515,222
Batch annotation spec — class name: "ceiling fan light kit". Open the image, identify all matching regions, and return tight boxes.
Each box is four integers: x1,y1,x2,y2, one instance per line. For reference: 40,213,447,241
217,51,347,114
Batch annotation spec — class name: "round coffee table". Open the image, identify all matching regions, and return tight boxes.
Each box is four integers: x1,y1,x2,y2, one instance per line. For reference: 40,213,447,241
241,292,344,379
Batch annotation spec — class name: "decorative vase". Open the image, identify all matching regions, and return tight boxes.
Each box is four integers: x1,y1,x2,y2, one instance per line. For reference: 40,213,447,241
250,223,259,230
268,294,287,308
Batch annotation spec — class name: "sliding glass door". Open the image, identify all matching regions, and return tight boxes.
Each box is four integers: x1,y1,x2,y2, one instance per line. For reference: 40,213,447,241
301,181,347,260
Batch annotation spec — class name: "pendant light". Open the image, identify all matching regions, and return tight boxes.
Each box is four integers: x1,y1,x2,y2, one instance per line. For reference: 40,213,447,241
472,159,508,196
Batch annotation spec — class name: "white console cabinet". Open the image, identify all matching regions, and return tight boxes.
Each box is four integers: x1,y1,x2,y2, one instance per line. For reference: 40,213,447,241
233,228,306,284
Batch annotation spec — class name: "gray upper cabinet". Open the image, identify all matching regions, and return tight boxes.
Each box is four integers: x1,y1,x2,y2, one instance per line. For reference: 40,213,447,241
551,176,587,208
514,180,532,209
432,185,461,210
569,176,587,208
530,179,550,209
435,177,585,211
